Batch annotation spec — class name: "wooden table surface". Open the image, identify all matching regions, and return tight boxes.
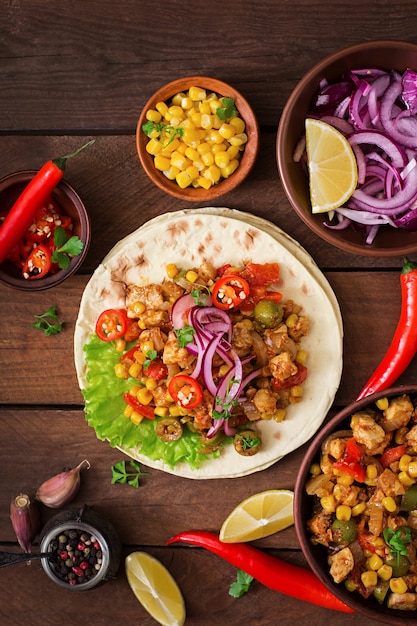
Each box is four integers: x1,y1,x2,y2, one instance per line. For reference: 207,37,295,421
2,2,417,624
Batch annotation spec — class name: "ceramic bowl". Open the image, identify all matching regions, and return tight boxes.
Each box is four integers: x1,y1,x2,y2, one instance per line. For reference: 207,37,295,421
294,384,417,626
136,76,259,201
0,170,90,290
276,40,417,257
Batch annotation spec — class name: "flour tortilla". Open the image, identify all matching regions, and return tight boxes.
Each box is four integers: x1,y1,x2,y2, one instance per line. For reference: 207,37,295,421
74,210,343,479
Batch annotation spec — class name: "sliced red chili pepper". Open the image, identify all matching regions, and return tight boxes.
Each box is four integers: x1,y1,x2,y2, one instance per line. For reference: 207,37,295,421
166,531,354,613
357,257,417,400
271,363,308,391
380,444,407,468
96,309,128,342
212,275,250,310
167,374,203,409
333,437,366,482
144,358,168,381
22,244,52,280
121,343,141,364
123,393,155,420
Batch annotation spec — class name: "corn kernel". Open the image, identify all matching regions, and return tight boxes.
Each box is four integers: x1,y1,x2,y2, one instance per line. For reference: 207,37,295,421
290,385,303,398
376,397,389,410
160,138,180,154
134,351,146,365
124,405,133,418
130,411,144,426
214,150,230,169
285,313,299,328
128,363,142,379
146,138,163,156
408,461,417,478
184,146,199,161
145,377,158,391
399,471,415,486
344,579,357,592
197,142,211,155
163,166,180,180
204,164,221,184
166,263,178,279
273,408,287,422
336,505,352,521
366,464,378,479
155,101,169,116
229,132,248,146
171,92,185,106
129,301,146,317
141,340,154,355
361,571,378,588
310,463,321,476
189,86,206,101
129,384,142,396
377,564,393,581
146,108,162,123
367,554,383,570
337,473,355,487
399,454,412,472
222,159,239,177
138,320,147,330
186,165,199,180
176,170,193,189
320,495,336,514
382,496,397,512
351,501,367,516
136,387,153,405
395,427,407,444
169,405,182,417
230,116,246,134
154,406,169,417
154,154,171,171
390,577,408,594
196,175,212,190
115,338,126,353
218,122,235,140
114,363,128,379
201,151,214,167
296,349,308,364
185,270,199,283
181,96,193,110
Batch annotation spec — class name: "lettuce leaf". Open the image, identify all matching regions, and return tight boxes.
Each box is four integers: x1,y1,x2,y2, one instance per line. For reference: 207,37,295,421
82,334,227,470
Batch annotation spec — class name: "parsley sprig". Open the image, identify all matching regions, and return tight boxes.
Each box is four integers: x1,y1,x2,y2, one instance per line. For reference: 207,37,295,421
51,226,84,270
32,305,63,336
111,460,149,488
174,325,195,348
190,286,211,306
143,349,157,370
142,120,184,147
383,527,412,564
216,97,238,120
229,570,254,597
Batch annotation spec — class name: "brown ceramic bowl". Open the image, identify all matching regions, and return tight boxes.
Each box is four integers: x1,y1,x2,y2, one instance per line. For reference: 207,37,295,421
0,170,90,290
277,40,417,257
136,76,259,201
294,384,417,626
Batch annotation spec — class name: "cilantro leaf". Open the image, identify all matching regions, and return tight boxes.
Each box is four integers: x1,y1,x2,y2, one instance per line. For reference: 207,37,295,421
142,120,184,147
174,325,195,348
111,460,149,488
143,349,157,370
383,527,412,564
51,226,84,270
32,305,63,336
229,570,254,598
216,97,238,120
190,286,211,306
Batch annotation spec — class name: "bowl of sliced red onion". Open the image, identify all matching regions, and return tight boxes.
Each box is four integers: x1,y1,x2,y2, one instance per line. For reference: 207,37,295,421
277,40,417,257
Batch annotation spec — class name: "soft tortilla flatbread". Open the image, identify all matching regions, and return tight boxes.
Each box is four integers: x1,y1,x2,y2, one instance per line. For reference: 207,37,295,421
74,210,343,479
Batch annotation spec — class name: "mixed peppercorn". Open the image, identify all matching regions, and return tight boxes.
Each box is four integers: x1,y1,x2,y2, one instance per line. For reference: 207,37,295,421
48,529,103,586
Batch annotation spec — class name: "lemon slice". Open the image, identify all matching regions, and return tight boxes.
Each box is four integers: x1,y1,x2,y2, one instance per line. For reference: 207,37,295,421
125,551,186,626
305,118,358,213
219,489,294,543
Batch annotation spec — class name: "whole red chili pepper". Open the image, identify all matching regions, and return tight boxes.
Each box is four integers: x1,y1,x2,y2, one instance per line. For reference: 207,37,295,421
0,140,94,265
166,530,354,613
356,257,417,400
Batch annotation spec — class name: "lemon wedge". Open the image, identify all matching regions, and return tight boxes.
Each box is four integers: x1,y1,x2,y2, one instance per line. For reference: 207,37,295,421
219,489,294,543
305,118,358,213
125,551,185,626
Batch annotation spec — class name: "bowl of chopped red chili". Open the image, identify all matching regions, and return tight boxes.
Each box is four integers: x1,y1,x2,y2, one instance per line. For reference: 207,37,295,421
294,384,417,625
277,39,417,257
0,170,90,290
136,76,259,201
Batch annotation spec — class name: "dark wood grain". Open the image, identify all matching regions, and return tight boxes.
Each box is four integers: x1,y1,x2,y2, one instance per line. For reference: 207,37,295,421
2,2,417,625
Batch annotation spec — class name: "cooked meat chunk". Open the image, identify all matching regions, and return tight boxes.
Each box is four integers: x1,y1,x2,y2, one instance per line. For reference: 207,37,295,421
350,412,391,455
379,394,414,432
126,283,166,315
264,324,297,358
252,388,278,415
328,547,354,583
269,352,298,382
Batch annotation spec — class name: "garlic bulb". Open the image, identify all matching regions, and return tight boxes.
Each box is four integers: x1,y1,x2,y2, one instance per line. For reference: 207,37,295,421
10,493,40,553
36,459,91,508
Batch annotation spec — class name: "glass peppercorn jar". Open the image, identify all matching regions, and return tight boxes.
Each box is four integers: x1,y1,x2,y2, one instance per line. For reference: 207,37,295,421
39,505,121,591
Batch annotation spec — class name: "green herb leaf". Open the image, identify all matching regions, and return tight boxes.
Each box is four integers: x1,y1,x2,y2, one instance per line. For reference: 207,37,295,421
216,97,238,120
383,527,412,564
142,121,184,147
143,349,158,370
32,305,63,336
229,570,254,598
174,325,195,348
190,286,211,306
240,433,261,450
111,460,149,488
51,226,84,270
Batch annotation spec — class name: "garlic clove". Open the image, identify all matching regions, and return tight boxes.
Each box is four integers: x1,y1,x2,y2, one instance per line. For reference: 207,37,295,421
36,459,91,509
10,493,40,553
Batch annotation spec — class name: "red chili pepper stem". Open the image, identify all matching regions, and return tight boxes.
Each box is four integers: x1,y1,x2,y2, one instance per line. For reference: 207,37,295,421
0,140,95,265
356,257,417,401
166,530,354,614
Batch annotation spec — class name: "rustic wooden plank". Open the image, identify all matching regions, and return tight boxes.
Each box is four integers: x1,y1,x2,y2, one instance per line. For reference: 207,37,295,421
1,1,417,131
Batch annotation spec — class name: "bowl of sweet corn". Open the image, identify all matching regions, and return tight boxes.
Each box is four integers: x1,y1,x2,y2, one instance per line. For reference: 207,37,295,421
136,76,259,201
294,384,417,625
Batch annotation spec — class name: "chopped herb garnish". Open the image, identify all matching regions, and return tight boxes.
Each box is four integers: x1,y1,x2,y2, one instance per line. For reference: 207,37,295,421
143,349,158,370
32,305,63,336
190,286,211,306
111,460,149,488
229,570,254,598
383,527,412,564
174,325,195,348
142,120,184,147
216,97,238,120
51,226,84,270
240,433,261,450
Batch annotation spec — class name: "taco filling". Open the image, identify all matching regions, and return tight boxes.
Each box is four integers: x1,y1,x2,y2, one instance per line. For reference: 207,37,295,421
83,259,310,469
